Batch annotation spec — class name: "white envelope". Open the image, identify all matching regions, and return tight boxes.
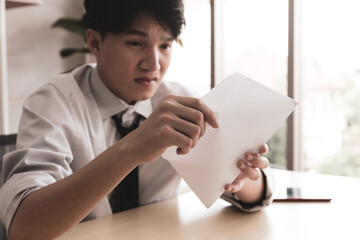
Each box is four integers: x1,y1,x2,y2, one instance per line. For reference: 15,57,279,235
162,73,297,208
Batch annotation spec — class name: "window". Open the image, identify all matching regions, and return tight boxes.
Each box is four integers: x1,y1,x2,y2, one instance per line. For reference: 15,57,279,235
301,0,360,176
219,0,289,167
164,0,211,97
170,0,360,176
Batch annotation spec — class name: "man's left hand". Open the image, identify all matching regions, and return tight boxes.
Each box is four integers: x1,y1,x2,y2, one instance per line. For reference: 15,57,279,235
224,144,269,193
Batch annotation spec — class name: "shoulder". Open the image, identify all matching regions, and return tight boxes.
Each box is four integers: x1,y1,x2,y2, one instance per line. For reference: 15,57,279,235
24,64,94,110
49,64,95,98
18,65,97,149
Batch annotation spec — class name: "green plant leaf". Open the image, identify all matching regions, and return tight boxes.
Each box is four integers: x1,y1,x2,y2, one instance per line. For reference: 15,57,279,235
52,17,88,40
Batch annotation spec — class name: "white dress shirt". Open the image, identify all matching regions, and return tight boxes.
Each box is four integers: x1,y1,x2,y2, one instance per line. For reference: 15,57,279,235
0,64,273,233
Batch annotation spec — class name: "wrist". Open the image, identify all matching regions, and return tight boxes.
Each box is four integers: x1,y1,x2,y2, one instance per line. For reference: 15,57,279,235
116,131,163,166
114,138,143,167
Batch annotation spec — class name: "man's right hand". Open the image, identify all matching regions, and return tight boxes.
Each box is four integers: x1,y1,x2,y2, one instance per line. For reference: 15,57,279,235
124,95,219,164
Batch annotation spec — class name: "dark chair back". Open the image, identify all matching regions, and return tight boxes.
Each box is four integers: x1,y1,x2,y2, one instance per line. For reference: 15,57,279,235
0,134,17,240
0,134,17,186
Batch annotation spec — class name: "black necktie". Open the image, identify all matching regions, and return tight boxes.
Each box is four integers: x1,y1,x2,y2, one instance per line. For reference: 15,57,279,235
110,112,142,213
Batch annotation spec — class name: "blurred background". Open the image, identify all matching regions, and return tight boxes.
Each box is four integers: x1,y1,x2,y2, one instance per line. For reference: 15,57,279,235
2,0,360,177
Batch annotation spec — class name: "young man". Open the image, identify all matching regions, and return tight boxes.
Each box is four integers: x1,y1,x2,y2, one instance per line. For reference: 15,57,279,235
0,0,273,239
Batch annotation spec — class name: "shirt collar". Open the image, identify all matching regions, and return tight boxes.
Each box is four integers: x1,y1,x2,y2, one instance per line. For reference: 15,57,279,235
90,67,153,119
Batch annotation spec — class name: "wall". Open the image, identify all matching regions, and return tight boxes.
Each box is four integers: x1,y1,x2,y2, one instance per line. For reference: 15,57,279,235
6,0,85,133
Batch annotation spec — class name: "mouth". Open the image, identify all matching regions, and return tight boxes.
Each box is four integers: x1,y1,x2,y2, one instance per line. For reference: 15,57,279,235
134,77,158,87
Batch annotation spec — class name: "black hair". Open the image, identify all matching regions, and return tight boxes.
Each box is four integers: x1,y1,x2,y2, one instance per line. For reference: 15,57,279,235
84,0,185,39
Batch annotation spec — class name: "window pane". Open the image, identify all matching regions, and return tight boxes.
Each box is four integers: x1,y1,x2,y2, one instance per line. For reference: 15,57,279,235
164,0,211,96
302,0,360,176
221,0,289,167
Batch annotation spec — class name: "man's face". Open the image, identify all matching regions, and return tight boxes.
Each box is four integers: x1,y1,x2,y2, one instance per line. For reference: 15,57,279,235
94,14,174,104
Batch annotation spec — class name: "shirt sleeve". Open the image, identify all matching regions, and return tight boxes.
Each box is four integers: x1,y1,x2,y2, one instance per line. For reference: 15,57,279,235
220,167,274,212
0,83,77,233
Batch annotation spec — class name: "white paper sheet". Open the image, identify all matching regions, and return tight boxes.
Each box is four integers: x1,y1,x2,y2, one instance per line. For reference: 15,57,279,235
162,73,297,208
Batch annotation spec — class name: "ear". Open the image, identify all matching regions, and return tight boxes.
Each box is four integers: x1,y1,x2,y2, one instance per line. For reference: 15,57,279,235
86,29,102,58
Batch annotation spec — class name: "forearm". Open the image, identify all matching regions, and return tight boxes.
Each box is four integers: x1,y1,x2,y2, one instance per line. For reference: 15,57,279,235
9,141,138,240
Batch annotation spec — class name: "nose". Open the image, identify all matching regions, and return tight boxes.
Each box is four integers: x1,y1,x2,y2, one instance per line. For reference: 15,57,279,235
139,47,161,72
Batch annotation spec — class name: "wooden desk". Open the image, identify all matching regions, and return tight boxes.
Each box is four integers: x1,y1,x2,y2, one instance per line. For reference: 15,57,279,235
58,170,360,240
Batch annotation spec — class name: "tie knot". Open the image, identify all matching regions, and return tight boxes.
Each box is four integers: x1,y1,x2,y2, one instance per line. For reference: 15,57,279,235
121,107,137,128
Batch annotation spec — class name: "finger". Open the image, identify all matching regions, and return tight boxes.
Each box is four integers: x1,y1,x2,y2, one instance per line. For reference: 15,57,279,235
173,95,219,129
172,103,207,138
237,160,261,180
167,115,202,148
244,152,268,168
243,144,268,161
259,144,269,155
159,96,207,137
160,126,193,155
245,154,269,169
224,179,245,193
244,152,257,162
246,168,261,181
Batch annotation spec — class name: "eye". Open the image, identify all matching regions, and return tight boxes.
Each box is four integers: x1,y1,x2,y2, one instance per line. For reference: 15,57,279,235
160,43,171,50
127,41,144,47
